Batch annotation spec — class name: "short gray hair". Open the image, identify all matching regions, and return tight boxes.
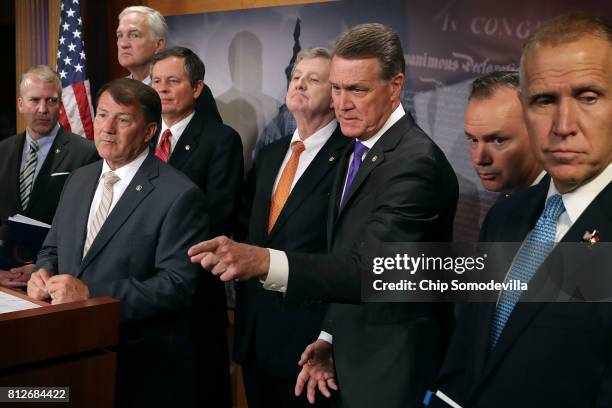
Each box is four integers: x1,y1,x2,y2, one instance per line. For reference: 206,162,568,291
520,13,612,90
19,65,62,98
333,23,405,82
119,6,168,40
468,71,519,100
291,47,331,76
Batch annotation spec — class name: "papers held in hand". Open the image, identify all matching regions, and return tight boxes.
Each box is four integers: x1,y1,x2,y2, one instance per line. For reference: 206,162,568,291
0,215,51,269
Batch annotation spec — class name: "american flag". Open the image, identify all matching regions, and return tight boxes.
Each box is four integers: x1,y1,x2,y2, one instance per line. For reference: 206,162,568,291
56,0,94,139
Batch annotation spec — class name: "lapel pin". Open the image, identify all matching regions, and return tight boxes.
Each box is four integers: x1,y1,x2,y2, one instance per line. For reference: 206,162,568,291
329,156,335,162
371,155,378,162
136,185,143,192
185,145,191,151
582,229,601,247
55,148,61,154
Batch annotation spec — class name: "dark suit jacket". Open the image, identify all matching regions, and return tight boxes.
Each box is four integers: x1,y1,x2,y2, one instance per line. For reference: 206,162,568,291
234,125,349,378
284,113,459,408
154,109,241,408
36,153,216,407
154,109,244,238
433,178,612,408
0,126,98,226
198,84,223,124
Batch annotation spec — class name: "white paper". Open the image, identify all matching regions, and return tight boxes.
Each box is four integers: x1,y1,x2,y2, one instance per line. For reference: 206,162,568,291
8,214,51,229
0,291,42,314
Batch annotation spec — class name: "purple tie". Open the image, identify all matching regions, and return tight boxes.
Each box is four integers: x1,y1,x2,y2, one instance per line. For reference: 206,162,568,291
340,140,369,208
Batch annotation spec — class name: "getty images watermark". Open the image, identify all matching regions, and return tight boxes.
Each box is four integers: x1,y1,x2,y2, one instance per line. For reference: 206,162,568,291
361,242,612,302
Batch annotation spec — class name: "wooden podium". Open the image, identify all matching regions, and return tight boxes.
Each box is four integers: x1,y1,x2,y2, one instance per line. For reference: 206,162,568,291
0,288,120,407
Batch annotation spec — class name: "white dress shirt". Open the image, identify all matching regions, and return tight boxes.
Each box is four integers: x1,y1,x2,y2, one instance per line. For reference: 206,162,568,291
265,119,338,292
495,163,612,305
86,149,148,229
265,105,406,344
158,112,196,155
547,163,612,242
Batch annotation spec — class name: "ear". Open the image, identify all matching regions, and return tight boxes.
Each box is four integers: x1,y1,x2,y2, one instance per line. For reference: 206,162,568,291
144,122,158,144
17,97,24,114
193,80,204,100
155,37,166,53
389,73,404,102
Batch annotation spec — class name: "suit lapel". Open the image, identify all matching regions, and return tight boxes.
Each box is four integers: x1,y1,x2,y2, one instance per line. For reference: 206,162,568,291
44,127,71,174
71,162,102,272
6,133,25,213
269,127,346,238
561,181,612,243
257,138,291,241
475,180,612,394
327,142,352,247
468,182,548,395
29,128,71,205
334,114,409,220
79,154,157,274
167,112,200,170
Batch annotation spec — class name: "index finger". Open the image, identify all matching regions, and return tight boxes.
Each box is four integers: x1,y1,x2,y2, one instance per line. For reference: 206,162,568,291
187,237,224,257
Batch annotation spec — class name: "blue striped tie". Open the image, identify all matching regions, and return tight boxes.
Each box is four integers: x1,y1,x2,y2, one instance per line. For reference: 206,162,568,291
490,194,565,349
19,140,40,210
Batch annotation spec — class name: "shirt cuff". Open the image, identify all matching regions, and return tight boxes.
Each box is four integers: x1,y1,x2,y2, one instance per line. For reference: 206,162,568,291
262,248,289,293
318,331,333,344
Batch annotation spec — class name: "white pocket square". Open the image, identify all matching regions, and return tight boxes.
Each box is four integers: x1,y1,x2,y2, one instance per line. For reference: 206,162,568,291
51,172,70,176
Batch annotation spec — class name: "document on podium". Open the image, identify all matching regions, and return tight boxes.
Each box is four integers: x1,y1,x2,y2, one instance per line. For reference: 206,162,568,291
0,290,42,314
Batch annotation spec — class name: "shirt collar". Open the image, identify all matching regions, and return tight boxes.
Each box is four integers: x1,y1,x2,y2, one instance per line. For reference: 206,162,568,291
25,123,60,149
101,148,149,181
127,74,152,86
161,111,196,139
547,163,612,224
358,104,405,150
291,118,337,151
530,170,547,187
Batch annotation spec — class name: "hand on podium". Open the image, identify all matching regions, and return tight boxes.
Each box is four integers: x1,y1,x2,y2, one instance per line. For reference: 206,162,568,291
0,264,35,288
28,268,90,304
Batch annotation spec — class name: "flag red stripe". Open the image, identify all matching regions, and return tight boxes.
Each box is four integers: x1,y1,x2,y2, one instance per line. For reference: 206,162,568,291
72,81,94,140
58,108,72,133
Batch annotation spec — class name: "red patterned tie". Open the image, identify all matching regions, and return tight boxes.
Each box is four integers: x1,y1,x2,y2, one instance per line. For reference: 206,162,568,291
155,129,172,162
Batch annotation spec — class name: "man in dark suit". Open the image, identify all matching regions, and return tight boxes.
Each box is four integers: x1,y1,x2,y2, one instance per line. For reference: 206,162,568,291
116,5,223,124
190,24,458,408
0,65,97,288
429,14,612,408
150,46,243,237
149,45,242,408
235,47,349,408
27,78,210,407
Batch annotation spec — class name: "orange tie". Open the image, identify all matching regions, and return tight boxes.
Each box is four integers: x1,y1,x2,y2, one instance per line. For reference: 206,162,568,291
268,141,305,233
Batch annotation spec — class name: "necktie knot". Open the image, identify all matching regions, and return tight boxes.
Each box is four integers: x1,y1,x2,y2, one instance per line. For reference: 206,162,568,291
155,129,173,162
353,140,369,160
292,140,305,155
102,171,120,186
541,194,565,221
161,128,172,142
